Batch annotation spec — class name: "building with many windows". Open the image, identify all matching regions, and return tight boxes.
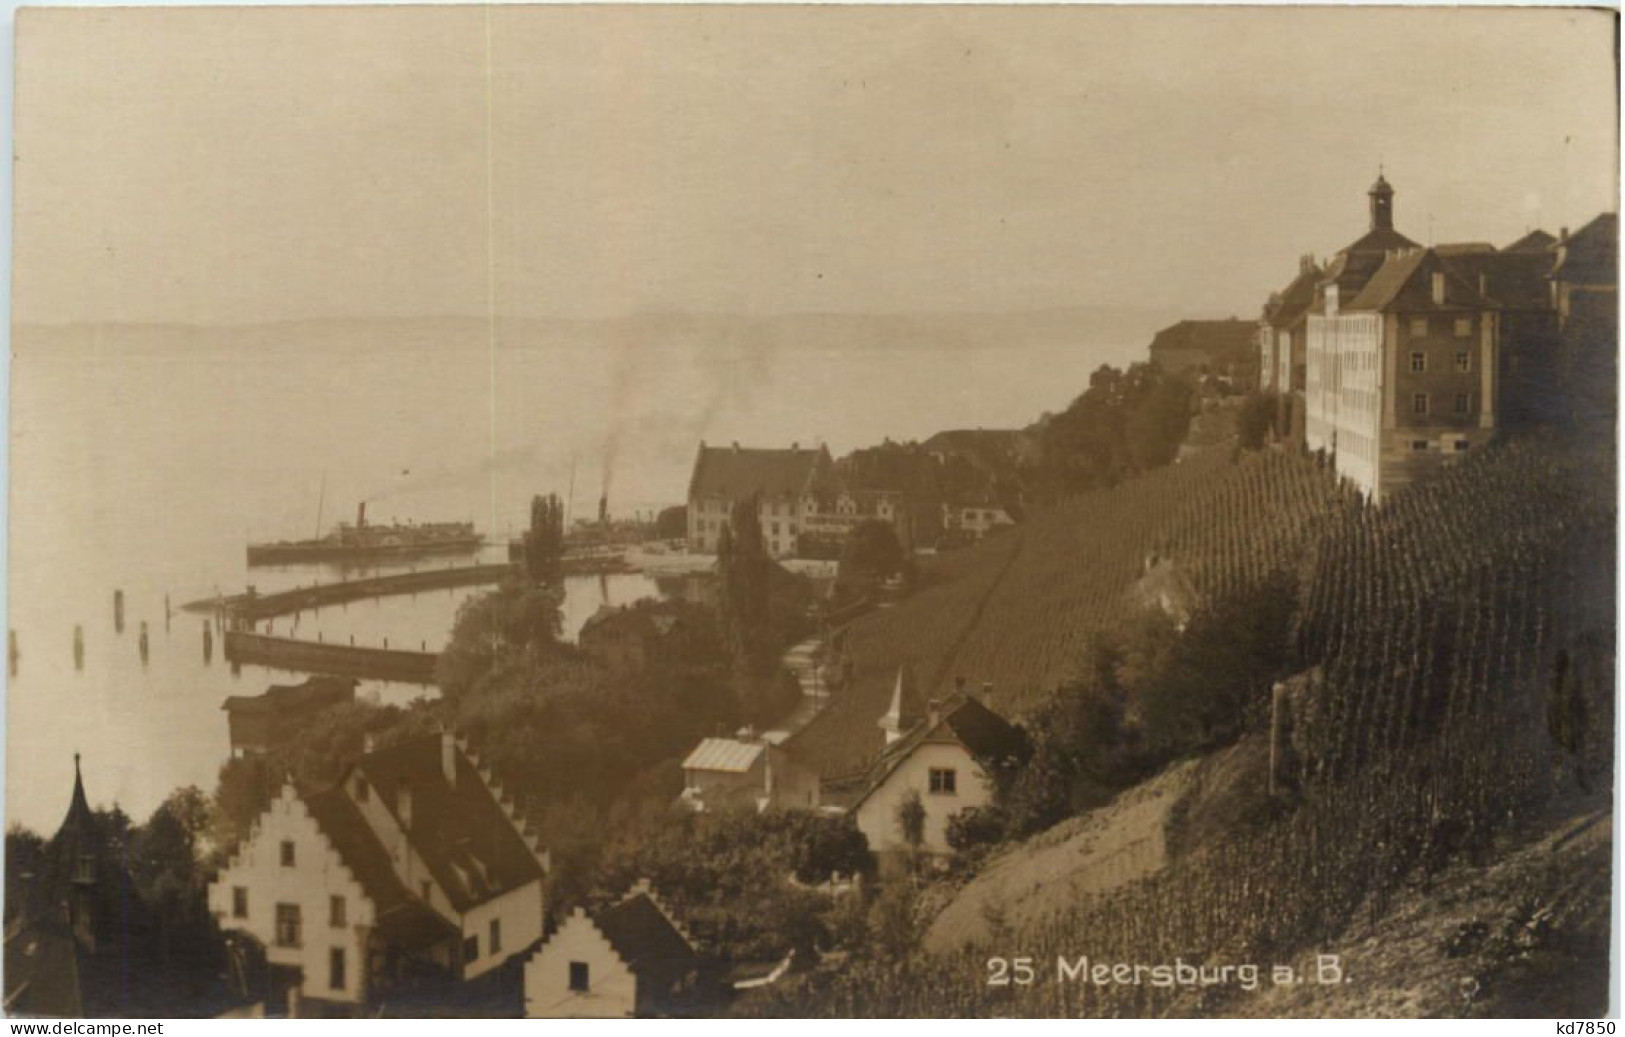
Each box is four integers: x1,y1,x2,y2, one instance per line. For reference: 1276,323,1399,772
207,732,548,1015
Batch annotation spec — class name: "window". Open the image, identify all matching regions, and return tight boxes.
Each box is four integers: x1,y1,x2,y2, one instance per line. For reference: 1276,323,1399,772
1454,440,1470,453
1454,318,1472,338
1455,351,1471,373
928,767,958,795
1409,351,1427,373
73,855,96,884
232,887,249,919
275,904,302,948
1410,317,1428,338
463,935,479,963
569,962,591,993
354,777,369,803
1413,393,1429,416
1411,440,1429,452
1454,393,1470,415
329,948,346,991
1431,272,1446,305
330,895,346,928
489,918,502,956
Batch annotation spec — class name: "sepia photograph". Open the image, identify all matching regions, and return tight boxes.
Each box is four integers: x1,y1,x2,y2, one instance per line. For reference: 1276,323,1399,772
2,2,1619,1020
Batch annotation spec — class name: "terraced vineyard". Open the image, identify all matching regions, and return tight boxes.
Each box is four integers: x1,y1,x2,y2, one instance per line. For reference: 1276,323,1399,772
788,447,1351,777
750,435,1616,1018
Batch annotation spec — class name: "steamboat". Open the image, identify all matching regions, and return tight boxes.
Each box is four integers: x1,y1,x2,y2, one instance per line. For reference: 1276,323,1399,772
246,503,483,566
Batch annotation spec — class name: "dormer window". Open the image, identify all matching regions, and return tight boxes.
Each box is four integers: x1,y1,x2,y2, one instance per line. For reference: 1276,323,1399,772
1431,272,1446,305
73,854,95,884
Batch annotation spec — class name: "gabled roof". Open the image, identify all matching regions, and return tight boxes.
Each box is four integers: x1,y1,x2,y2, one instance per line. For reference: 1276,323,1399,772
687,444,826,501
1264,261,1324,329
1553,213,1618,286
1504,229,1557,253
303,787,458,949
351,735,545,914
682,738,765,773
4,913,85,1017
1345,248,1498,313
595,892,705,994
842,695,1026,813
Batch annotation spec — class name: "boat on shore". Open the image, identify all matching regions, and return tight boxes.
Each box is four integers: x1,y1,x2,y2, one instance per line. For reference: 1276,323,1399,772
247,503,483,566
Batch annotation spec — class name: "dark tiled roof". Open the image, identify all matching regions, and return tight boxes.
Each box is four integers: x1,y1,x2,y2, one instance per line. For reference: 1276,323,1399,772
3,914,84,1017
844,695,1026,812
1440,249,1554,311
595,893,705,994
1554,213,1618,285
221,675,357,716
1346,249,1498,313
687,444,826,501
1265,262,1324,328
1504,229,1557,253
1147,320,1256,365
355,735,545,914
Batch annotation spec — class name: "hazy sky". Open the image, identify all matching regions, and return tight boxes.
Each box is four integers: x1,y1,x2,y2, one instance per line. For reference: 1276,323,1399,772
14,5,1618,325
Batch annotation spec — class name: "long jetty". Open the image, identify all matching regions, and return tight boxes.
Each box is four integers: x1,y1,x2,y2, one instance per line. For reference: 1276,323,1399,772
185,562,517,621
224,630,439,684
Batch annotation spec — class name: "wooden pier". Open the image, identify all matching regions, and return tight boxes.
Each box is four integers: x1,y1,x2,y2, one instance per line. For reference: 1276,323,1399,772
223,630,439,684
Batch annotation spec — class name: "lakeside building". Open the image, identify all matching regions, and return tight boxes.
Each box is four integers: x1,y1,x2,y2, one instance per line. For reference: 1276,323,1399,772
222,676,358,758
822,668,1025,858
1293,174,1616,502
1257,255,1324,440
523,882,715,1018
1147,319,1258,383
208,731,548,1016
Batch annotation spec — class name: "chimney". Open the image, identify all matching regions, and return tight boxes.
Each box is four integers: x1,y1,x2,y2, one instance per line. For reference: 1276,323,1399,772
732,441,740,452
926,698,942,727
357,502,367,529
1300,253,1316,274
791,441,799,451
954,675,966,697
441,730,457,789
397,784,413,829
981,681,993,703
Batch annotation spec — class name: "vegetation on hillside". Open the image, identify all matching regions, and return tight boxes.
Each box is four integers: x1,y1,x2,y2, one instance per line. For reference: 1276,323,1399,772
741,435,1616,1017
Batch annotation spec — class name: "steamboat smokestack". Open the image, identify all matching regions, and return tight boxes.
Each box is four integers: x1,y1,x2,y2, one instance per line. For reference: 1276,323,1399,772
357,502,367,529
598,494,608,524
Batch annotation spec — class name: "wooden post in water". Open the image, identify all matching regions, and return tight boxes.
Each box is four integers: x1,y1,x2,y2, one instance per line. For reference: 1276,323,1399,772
138,622,149,665
203,621,213,664
8,630,17,678
113,590,125,634
73,625,85,671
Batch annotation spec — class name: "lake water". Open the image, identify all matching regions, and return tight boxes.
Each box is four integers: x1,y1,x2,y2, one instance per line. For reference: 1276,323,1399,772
6,316,1145,832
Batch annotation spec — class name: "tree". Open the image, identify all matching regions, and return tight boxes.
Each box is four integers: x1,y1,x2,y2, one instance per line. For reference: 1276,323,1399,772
436,580,564,698
1238,392,1278,451
895,789,926,852
656,505,688,540
838,520,905,587
523,493,567,586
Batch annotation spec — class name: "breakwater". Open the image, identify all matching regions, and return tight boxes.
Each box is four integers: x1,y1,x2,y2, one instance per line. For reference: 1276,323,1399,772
223,630,439,684
185,562,517,621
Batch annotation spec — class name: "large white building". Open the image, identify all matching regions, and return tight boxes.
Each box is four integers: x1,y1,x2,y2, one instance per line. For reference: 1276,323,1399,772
1303,176,1500,503
208,731,549,1015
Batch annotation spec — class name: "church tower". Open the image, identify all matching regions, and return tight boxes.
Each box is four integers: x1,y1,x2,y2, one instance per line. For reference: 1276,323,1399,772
1369,172,1396,233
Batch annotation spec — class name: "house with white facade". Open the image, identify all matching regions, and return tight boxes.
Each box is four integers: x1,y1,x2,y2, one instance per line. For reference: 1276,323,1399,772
208,731,549,1016
524,882,713,1018
830,667,1026,857
678,736,823,813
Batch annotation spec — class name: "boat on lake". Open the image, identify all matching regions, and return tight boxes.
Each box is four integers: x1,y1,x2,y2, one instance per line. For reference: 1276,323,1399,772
246,502,483,565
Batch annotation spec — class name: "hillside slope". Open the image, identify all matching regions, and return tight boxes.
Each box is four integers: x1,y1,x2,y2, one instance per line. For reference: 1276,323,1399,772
789,447,1349,777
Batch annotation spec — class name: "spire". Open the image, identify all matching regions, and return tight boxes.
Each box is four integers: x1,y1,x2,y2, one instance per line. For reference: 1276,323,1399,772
1369,171,1395,232
879,664,925,745
56,751,95,846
